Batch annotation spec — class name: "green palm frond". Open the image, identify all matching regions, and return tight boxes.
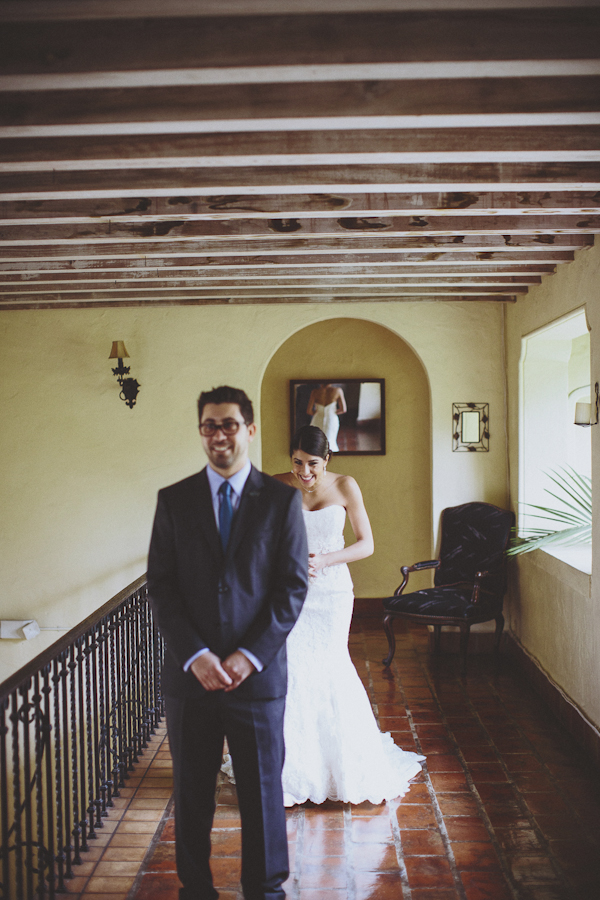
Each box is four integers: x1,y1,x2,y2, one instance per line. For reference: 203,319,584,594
507,467,592,556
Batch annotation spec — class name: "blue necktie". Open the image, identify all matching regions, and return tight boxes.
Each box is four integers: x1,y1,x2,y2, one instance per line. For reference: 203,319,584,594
218,481,233,549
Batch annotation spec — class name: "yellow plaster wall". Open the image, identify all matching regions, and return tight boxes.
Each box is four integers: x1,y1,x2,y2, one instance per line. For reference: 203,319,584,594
505,240,600,729
260,318,431,598
0,301,507,680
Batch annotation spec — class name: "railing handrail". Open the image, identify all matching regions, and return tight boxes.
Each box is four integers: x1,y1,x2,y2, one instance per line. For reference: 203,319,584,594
0,574,148,702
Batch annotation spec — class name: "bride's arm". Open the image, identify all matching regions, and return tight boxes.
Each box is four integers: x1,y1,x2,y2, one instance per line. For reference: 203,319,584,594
308,477,374,575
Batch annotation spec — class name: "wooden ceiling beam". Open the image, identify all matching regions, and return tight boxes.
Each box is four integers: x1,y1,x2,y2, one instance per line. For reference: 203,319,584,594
0,287,523,303
2,10,598,74
2,215,598,244
0,252,575,271
1,192,598,223
1,275,541,293
0,284,530,299
0,269,545,283
3,78,600,129
0,294,520,311
0,262,557,279
3,164,599,198
2,127,600,165
1,236,591,261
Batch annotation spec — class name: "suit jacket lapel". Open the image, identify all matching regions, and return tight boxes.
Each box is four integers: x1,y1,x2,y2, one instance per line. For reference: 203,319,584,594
227,465,263,558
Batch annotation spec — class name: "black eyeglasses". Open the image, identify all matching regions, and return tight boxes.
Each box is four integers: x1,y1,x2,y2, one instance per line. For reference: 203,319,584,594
200,419,245,436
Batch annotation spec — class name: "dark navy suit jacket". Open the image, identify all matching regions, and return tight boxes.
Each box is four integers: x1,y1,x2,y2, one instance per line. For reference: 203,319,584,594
147,465,308,700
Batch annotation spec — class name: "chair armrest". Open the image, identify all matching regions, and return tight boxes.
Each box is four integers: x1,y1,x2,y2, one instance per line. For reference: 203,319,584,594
471,570,490,604
394,560,440,596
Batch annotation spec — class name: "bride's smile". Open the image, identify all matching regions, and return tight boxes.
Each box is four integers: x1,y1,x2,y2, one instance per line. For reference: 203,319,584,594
291,448,327,492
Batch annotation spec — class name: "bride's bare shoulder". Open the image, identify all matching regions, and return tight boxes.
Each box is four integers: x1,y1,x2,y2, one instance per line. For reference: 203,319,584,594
331,473,361,498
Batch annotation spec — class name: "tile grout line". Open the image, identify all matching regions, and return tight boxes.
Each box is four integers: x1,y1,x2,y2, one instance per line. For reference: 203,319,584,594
74,727,170,899
342,804,357,900
362,636,412,900
390,648,469,900
287,803,304,900
418,659,522,900
125,791,175,900
436,679,519,900
479,674,590,894
455,674,568,894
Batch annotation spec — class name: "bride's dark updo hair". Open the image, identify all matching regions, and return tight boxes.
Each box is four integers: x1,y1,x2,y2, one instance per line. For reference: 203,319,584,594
291,425,331,461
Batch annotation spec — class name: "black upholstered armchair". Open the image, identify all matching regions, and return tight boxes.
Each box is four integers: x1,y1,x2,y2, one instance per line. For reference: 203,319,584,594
382,502,515,671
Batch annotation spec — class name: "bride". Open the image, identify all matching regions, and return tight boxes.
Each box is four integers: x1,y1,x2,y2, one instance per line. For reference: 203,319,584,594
273,425,425,806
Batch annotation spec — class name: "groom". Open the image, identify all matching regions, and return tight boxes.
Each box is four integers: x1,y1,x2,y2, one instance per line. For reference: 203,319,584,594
148,385,308,900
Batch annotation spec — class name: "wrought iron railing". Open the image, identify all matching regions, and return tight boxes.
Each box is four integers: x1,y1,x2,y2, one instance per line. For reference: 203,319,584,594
0,576,164,900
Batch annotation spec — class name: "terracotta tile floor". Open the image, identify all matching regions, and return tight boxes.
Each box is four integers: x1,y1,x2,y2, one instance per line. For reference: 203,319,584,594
69,620,600,900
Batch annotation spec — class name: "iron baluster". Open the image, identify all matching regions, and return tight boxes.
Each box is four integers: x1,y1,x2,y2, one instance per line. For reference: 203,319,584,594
0,699,9,900
75,638,88,853
84,634,96,841
68,644,82,867
58,653,73,881
32,673,48,900
108,613,120,799
51,659,66,892
10,691,24,900
19,683,35,900
114,609,126,790
89,627,103,831
102,616,114,810
42,667,56,900
124,603,135,774
130,597,141,764
96,619,109,818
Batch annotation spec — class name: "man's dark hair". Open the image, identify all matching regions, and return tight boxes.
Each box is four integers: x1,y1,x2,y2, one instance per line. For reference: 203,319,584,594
197,386,254,425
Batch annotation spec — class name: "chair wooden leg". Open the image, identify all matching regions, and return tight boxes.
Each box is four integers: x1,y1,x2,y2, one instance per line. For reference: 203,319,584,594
459,625,471,674
382,615,396,667
433,624,442,654
494,613,505,653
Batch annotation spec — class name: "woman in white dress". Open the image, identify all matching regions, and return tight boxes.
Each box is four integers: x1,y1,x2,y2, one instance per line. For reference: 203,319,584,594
273,425,425,806
306,383,347,452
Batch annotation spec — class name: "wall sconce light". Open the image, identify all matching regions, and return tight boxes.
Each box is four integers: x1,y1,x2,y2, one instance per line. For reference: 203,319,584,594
109,340,141,409
574,382,599,427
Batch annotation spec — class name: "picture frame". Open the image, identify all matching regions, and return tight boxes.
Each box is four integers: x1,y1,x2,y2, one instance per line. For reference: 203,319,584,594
290,379,385,455
452,402,490,452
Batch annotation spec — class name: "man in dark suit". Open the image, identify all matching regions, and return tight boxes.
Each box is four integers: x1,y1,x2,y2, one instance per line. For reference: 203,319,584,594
148,386,308,900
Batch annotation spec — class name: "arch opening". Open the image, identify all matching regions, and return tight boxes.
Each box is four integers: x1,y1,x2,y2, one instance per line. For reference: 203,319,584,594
260,318,432,598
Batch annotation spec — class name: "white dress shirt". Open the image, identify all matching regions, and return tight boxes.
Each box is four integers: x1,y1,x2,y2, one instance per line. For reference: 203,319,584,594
183,461,263,674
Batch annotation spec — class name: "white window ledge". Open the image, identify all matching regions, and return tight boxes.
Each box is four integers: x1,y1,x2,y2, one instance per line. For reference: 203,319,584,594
541,544,591,575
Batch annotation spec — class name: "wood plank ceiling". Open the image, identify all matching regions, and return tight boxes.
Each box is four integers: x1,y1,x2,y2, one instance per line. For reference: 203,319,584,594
1,0,599,310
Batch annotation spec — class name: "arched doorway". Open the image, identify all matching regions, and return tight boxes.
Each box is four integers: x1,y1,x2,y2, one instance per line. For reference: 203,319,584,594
260,318,432,599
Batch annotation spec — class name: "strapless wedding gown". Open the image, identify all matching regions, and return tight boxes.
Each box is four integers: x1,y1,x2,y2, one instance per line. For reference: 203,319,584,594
282,505,425,806
310,402,340,452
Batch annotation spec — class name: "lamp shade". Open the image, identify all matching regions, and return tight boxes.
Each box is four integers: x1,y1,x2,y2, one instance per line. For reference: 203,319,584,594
109,340,129,359
574,401,592,426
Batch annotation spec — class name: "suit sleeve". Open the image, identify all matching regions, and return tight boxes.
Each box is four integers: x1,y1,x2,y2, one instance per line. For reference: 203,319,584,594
147,490,209,668
238,487,308,668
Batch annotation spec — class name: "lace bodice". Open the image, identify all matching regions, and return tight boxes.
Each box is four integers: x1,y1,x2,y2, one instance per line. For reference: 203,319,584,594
302,505,352,590
303,504,346,554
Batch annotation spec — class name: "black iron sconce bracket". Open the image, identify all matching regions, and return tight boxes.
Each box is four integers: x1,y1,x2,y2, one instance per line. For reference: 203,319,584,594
109,341,141,409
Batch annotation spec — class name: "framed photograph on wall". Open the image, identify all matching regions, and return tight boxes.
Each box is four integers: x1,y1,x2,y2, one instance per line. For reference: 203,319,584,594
290,379,385,455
